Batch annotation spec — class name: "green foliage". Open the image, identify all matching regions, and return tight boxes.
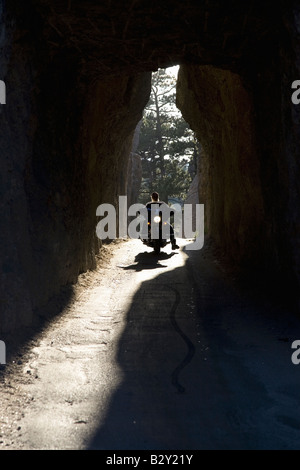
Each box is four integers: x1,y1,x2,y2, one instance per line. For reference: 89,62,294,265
137,68,199,204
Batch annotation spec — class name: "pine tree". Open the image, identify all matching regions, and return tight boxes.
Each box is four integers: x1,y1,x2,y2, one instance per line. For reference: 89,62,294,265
138,68,199,205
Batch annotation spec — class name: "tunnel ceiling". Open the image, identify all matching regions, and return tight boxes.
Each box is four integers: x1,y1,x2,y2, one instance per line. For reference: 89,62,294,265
24,0,283,78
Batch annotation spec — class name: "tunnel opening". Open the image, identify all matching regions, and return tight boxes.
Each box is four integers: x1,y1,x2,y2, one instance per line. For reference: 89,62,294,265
135,66,199,209
1,1,300,338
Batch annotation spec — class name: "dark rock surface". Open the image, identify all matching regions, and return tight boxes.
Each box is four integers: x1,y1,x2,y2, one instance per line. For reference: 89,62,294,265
177,65,265,268
0,1,299,332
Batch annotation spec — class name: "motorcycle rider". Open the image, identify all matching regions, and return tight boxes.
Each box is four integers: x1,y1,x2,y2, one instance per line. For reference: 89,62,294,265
145,192,179,250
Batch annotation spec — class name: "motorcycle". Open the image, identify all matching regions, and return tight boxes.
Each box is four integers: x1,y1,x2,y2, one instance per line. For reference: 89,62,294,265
141,206,170,254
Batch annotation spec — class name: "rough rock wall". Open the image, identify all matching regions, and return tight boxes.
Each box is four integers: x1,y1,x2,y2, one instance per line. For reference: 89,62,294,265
185,175,200,206
127,121,143,208
127,153,142,209
81,75,150,214
0,5,151,332
177,54,300,294
177,65,266,267
270,3,300,296
0,2,43,332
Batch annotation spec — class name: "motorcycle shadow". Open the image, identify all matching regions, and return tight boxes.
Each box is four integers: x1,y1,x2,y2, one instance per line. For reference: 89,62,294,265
119,251,177,271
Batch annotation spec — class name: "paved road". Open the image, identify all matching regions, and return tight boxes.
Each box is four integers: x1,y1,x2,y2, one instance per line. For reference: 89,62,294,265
1,239,300,449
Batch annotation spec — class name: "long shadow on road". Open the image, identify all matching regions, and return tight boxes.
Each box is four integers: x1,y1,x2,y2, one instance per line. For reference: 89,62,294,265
119,250,177,271
87,245,300,450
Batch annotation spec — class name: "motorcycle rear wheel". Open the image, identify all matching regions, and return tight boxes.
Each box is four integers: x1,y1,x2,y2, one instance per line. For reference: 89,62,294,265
153,239,161,254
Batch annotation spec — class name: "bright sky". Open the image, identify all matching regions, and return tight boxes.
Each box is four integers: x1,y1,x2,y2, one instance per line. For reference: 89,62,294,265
167,65,179,78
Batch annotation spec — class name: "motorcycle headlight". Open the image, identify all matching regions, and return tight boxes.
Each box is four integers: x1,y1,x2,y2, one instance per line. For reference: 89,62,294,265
153,215,161,223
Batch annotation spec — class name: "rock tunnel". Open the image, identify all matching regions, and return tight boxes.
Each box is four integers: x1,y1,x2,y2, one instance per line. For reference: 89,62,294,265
1,0,300,333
